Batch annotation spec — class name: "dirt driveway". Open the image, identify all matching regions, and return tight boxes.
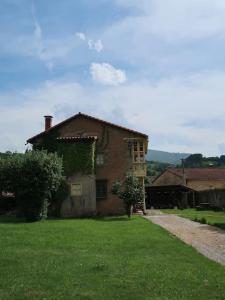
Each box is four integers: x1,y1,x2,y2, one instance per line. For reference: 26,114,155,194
144,212,225,266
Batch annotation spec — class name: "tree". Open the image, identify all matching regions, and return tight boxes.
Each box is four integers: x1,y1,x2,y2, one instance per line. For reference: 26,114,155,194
0,151,63,222
219,155,225,165
18,151,63,221
184,154,203,167
112,174,144,218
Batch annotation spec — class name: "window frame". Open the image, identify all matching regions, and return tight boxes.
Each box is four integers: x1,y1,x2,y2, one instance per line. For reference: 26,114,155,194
96,153,104,166
96,179,108,200
132,140,145,163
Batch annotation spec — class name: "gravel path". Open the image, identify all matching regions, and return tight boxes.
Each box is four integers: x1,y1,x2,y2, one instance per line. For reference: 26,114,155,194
144,213,225,266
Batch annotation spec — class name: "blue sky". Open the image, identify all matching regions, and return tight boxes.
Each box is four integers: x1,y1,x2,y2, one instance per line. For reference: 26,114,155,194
1,0,225,155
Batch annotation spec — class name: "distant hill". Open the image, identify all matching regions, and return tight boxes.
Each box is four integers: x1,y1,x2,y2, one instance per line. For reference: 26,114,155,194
147,149,191,165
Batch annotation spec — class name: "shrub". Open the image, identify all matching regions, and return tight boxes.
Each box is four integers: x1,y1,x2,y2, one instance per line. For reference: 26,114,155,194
112,174,144,218
0,151,63,222
0,153,23,195
0,195,16,215
193,216,207,225
50,178,69,217
200,217,207,224
18,151,63,222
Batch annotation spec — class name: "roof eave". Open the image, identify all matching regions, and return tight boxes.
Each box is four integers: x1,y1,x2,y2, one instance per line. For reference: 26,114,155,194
27,112,148,144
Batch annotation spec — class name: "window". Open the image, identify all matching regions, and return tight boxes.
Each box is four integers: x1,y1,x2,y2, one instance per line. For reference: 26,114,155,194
71,183,82,196
132,140,145,163
96,154,104,166
96,180,107,200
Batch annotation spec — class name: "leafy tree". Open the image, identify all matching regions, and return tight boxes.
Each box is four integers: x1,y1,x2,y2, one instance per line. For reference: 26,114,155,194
184,154,203,167
112,174,144,218
147,161,170,177
18,151,63,221
0,153,23,197
0,151,63,222
219,155,225,165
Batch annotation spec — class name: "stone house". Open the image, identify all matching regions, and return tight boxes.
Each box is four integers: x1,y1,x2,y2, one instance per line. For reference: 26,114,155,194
153,168,225,191
146,168,225,209
27,112,148,217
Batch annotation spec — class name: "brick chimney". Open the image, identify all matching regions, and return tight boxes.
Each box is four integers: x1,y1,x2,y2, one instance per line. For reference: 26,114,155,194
44,115,53,131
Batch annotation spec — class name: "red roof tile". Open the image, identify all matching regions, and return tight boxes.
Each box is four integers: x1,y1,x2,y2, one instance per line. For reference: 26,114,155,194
27,112,148,143
56,136,97,141
168,168,225,180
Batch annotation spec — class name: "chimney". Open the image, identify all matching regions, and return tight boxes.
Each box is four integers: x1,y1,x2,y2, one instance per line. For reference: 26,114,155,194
44,115,53,131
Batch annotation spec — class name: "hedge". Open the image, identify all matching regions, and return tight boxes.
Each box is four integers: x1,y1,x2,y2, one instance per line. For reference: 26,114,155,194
0,151,63,222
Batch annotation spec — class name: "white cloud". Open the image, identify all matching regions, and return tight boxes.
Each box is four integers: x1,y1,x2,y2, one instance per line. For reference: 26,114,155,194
76,32,86,41
94,39,103,53
1,71,225,155
112,0,225,41
88,39,93,49
90,63,127,86
31,0,54,71
75,33,103,52
88,39,103,52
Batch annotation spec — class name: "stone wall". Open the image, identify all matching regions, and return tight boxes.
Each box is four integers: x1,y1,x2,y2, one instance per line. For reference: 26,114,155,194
60,174,96,217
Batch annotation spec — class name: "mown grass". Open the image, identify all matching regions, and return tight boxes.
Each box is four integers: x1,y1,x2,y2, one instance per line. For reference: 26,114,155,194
0,216,224,300
162,209,225,230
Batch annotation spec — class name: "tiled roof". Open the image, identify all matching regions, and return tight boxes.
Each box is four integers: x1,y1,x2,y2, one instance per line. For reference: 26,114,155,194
56,136,97,141
168,168,225,180
27,112,148,143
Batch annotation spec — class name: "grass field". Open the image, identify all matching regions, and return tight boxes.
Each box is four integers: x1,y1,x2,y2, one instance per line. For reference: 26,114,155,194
0,216,225,300
162,209,225,230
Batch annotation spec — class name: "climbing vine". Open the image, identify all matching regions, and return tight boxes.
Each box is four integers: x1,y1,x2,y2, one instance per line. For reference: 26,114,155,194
34,129,96,177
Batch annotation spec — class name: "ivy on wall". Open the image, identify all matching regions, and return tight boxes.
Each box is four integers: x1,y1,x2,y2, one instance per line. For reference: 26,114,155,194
33,129,96,177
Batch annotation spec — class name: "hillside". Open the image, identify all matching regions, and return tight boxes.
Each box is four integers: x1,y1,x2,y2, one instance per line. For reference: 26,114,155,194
147,149,191,164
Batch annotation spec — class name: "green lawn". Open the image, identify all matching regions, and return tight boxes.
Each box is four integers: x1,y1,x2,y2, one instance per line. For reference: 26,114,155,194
162,209,225,230
0,216,225,300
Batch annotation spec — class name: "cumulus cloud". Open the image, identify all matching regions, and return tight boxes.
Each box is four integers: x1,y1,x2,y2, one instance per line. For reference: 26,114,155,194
90,63,127,85
99,0,225,71
113,0,225,41
1,71,225,155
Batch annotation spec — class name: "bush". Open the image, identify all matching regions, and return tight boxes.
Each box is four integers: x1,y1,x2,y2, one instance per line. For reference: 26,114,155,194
0,195,16,215
200,217,207,224
193,217,207,224
0,153,23,195
18,151,63,222
112,174,144,218
49,178,69,217
0,151,63,222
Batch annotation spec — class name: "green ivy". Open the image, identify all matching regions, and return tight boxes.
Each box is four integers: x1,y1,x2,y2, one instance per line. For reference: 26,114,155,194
34,129,96,177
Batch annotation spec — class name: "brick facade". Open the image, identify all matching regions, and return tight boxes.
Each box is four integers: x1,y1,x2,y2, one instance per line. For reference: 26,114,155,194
27,113,148,216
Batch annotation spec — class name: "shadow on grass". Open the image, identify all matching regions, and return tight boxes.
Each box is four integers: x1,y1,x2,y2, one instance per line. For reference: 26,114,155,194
95,217,131,222
47,216,131,222
0,215,25,224
0,215,132,224
214,223,225,230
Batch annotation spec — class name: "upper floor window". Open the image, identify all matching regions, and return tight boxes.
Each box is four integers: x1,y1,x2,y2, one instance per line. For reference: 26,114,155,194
96,154,104,166
132,140,145,163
